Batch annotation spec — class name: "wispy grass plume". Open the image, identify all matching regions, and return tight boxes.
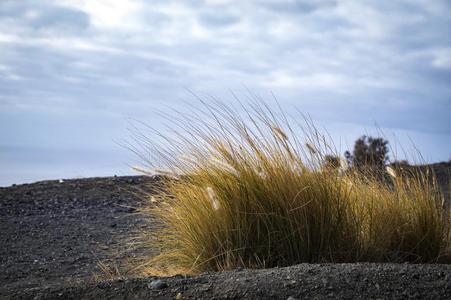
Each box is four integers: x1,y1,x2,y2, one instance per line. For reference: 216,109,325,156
133,99,450,275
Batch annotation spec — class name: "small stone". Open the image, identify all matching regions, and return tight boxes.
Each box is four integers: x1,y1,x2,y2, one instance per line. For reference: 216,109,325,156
175,292,183,299
287,297,297,300
150,279,168,289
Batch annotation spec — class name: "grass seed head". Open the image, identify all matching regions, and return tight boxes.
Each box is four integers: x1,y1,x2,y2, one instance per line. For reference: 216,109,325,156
305,143,317,154
206,186,220,211
386,166,397,178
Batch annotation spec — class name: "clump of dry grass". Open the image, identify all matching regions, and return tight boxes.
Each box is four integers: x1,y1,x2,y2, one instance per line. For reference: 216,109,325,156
133,100,450,275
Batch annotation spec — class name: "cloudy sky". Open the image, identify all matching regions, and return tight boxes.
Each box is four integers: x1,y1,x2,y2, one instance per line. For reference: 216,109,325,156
0,0,450,186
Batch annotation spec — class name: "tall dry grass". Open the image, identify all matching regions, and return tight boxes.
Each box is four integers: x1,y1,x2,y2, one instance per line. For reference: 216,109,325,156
132,100,450,275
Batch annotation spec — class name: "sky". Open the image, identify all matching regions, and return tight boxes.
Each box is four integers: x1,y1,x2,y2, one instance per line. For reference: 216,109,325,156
0,0,450,186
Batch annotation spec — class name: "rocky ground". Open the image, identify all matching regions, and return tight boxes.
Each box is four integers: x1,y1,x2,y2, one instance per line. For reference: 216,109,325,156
10,263,451,299
0,176,161,298
1,163,450,299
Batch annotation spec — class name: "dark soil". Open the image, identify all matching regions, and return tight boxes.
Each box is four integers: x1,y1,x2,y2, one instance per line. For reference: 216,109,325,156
1,163,450,299
0,176,161,298
10,263,451,299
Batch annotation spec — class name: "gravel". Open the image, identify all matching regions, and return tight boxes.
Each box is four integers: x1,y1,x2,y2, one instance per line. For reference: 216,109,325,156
0,175,161,297
8,263,451,299
150,279,168,290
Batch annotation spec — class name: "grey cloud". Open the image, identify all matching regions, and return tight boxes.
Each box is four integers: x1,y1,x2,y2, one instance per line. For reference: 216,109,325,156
198,11,240,27
260,0,337,14
0,1,90,34
0,41,193,113
28,6,90,33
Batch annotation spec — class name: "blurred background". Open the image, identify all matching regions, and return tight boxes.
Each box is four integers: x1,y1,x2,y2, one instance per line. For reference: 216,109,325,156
0,0,450,186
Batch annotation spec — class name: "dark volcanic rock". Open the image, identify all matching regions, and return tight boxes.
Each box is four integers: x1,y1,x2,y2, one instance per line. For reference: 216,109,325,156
0,175,162,297
10,263,451,299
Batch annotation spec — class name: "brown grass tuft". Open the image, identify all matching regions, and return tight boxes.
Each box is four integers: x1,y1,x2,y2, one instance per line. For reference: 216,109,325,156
132,100,450,275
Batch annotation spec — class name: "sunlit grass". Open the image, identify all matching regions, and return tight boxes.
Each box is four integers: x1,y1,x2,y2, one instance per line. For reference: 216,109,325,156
132,100,450,275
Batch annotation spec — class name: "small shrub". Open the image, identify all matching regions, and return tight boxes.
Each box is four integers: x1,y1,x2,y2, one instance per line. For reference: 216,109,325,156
345,136,389,171
392,160,410,167
134,100,450,275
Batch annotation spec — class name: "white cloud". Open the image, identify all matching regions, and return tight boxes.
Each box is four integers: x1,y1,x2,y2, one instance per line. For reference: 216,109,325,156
431,48,451,70
59,0,143,29
266,71,348,90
